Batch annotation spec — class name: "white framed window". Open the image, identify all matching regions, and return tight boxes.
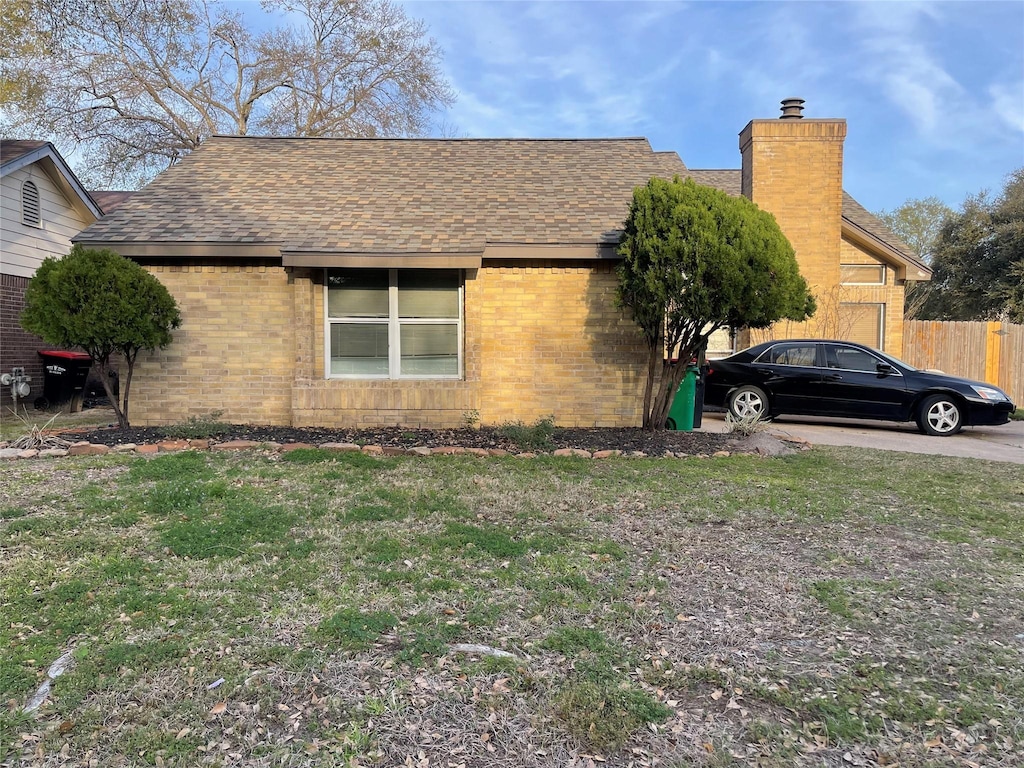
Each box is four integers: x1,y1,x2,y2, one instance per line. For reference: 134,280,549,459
840,264,886,285
22,180,41,227
326,268,463,379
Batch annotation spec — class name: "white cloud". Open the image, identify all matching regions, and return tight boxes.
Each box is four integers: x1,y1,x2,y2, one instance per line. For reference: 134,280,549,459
989,82,1024,134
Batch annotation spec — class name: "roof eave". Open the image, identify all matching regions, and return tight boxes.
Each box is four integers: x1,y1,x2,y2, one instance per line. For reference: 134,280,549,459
841,219,931,282
2,144,103,220
70,240,284,260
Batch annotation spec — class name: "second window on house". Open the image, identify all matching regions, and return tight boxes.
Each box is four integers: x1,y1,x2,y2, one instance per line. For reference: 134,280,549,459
326,269,462,378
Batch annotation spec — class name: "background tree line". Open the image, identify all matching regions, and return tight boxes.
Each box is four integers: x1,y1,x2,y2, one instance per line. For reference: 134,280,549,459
1,0,455,188
878,168,1024,324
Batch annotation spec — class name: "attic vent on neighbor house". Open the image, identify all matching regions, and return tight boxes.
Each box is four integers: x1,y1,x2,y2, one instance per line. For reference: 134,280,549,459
22,180,41,227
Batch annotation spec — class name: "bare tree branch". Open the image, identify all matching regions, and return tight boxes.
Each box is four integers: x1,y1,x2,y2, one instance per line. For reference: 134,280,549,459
4,0,454,186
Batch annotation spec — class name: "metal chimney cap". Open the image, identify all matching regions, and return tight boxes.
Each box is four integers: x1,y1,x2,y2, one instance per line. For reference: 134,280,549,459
780,97,805,119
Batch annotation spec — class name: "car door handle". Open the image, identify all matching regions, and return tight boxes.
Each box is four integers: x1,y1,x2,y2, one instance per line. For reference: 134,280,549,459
824,373,843,381
755,368,773,376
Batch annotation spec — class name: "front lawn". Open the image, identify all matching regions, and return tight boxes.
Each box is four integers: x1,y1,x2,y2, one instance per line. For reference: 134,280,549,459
2,448,1022,766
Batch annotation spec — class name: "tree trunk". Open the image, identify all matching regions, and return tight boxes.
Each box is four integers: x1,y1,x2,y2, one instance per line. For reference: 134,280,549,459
640,343,660,429
649,360,688,430
120,351,137,427
95,359,128,429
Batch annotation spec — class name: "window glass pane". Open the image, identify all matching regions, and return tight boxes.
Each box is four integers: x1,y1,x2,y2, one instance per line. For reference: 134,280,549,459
758,344,817,366
327,270,388,318
400,324,458,376
826,345,883,372
840,264,885,284
398,270,459,318
330,323,389,375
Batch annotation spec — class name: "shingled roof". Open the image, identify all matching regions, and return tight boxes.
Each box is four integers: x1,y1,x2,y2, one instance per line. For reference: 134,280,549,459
0,139,49,166
685,168,928,278
74,135,927,277
75,136,687,262
89,190,135,214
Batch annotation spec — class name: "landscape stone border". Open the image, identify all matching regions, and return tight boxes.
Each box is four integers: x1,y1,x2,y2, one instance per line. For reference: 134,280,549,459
0,437,782,461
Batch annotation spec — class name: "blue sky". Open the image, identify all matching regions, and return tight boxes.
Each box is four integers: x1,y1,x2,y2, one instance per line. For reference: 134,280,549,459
397,0,1023,214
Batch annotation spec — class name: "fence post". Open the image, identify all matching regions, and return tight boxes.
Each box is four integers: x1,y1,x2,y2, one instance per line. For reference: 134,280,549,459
985,321,1002,391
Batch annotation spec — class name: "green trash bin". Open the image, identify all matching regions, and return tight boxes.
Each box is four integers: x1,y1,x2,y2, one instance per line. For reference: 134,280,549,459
666,364,700,431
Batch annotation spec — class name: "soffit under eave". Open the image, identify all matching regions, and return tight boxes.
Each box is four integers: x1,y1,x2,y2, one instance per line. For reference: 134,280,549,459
841,220,932,282
72,241,622,265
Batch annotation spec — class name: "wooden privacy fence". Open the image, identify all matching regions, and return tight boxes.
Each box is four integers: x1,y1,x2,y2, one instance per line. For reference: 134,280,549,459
903,321,1023,405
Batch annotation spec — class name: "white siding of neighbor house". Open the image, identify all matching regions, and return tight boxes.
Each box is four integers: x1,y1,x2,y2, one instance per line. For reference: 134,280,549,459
1,166,92,278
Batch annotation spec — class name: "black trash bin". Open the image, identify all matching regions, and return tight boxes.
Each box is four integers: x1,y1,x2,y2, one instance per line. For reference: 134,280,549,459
36,350,93,412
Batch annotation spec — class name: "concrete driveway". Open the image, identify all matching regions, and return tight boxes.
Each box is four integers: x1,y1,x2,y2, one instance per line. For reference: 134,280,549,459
699,411,1024,465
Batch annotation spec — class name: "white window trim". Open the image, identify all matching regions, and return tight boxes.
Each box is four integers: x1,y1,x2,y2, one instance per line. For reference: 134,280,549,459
840,263,887,285
324,268,464,380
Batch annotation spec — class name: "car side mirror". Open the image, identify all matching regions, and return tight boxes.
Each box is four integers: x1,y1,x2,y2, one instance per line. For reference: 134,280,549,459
876,363,894,375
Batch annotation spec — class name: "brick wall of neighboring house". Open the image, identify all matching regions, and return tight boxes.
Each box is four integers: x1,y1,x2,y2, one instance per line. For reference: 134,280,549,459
126,261,652,428
0,273,47,414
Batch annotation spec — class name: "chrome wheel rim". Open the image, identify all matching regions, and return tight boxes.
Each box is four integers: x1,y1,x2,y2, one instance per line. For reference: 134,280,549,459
926,401,960,434
734,391,764,419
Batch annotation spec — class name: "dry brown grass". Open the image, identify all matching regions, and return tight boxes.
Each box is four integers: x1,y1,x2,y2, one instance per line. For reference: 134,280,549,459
2,447,1022,767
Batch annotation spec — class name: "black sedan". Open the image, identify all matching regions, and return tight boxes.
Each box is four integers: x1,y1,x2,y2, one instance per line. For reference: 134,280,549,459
704,340,1016,436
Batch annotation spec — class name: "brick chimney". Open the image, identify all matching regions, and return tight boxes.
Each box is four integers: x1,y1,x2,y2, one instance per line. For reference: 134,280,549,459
739,98,847,302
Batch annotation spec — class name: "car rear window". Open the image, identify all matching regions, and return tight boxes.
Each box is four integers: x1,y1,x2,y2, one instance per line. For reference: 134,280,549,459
755,344,817,366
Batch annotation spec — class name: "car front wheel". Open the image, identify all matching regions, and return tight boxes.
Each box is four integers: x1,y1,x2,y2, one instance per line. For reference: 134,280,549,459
918,395,963,436
728,385,769,421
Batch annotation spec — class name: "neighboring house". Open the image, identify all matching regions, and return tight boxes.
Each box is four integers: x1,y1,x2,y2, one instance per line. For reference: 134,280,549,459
0,140,132,412
74,99,928,428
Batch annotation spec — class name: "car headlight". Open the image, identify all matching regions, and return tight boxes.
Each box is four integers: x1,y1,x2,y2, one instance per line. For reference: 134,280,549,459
971,385,1008,401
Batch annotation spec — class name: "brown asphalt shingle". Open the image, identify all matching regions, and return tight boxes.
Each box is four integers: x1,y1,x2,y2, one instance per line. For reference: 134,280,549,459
686,168,923,270
77,136,688,253
89,190,135,215
74,135,919,270
0,139,49,166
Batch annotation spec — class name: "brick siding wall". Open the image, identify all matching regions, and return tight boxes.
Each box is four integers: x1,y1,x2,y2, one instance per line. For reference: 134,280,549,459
0,273,46,414
126,265,295,426
473,261,648,427
128,261,652,428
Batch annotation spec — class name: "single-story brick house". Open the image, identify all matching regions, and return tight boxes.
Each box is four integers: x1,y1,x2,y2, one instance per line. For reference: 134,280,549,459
0,140,133,412
73,99,929,428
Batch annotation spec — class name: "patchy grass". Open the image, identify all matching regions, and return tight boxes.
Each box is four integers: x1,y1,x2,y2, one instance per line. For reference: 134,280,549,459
1,447,1023,766
0,405,114,442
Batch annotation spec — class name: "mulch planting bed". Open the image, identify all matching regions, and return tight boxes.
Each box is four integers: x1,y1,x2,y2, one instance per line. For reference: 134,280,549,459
67,423,740,456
